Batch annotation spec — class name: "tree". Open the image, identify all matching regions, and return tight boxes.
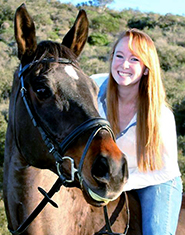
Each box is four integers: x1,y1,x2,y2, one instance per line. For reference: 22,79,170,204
78,0,114,8
90,0,114,7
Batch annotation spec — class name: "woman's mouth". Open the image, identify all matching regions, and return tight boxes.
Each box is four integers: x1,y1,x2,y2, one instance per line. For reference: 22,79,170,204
118,71,132,77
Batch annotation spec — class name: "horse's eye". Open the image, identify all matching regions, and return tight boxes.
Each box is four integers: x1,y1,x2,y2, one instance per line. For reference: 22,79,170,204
35,87,52,100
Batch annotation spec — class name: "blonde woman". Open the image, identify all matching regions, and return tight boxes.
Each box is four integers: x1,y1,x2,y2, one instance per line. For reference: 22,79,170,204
93,29,182,235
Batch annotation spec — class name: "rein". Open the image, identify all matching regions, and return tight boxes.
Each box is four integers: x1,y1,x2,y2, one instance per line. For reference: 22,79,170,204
96,192,130,235
9,58,129,235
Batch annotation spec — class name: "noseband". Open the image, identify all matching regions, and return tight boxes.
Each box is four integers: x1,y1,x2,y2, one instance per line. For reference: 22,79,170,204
9,58,129,235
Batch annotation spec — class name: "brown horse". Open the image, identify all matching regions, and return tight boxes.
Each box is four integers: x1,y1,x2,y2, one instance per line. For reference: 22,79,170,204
3,4,142,235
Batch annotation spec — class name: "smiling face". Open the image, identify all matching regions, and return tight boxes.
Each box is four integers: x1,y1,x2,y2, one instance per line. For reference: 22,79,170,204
111,36,146,87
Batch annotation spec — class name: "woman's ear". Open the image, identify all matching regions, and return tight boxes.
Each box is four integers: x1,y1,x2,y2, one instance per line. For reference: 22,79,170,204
143,68,149,75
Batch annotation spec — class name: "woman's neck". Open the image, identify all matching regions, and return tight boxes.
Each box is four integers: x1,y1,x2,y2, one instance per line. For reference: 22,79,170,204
118,83,139,104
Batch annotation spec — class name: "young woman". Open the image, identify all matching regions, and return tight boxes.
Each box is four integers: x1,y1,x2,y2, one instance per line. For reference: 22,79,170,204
93,28,182,235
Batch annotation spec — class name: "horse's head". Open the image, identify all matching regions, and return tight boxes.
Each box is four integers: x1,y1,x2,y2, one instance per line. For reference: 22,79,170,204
12,4,128,206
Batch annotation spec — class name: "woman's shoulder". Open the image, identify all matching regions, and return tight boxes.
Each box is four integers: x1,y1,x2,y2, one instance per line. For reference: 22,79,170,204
161,105,174,120
90,74,109,118
90,73,109,99
160,105,176,131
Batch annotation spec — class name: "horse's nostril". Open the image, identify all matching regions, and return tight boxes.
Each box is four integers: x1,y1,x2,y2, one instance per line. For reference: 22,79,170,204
91,156,110,184
122,157,128,180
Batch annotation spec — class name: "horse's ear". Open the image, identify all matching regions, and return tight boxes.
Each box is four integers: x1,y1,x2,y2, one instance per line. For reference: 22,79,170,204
14,3,37,62
62,9,89,57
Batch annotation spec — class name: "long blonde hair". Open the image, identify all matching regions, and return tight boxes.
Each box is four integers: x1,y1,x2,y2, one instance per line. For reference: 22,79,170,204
106,28,167,171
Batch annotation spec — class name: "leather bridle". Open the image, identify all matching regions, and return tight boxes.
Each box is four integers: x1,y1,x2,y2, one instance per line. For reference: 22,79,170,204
9,57,129,235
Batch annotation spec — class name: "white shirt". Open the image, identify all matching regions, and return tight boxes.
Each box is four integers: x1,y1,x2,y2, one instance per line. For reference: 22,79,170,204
91,73,181,191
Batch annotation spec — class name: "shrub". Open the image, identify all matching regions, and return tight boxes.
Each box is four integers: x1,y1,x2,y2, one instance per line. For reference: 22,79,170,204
47,31,59,41
0,111,8,166
157,14,185,30
90,14,120,33
178,136,185,190
127,15,157,30
80,57,109,75
0,4,14,25
174,99,185,136
163,66,185,107
157,44,185,71
88,32,109,46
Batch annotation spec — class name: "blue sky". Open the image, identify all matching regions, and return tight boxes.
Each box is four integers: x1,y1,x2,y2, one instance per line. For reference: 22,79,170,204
59,0,185,16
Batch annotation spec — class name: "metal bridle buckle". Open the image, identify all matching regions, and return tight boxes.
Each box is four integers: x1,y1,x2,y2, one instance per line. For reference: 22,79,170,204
56,156,78,183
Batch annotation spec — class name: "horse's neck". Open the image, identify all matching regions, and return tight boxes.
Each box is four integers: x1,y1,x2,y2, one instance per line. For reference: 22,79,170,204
4,139,141,235
4,160,141,235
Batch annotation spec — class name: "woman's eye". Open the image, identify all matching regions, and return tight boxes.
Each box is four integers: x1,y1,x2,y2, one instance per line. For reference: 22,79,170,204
116,54,123,59
131,57,140,62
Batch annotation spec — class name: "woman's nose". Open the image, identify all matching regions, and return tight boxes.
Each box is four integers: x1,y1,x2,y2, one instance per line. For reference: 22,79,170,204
122,60,129,69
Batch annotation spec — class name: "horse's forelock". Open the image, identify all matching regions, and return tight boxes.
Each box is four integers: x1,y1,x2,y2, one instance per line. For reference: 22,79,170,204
34,41,77,62
18,40,80,81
